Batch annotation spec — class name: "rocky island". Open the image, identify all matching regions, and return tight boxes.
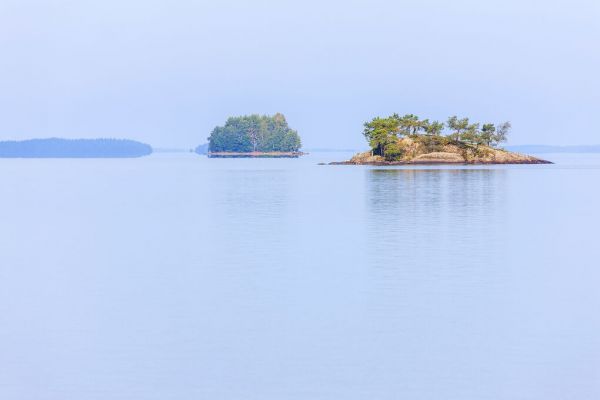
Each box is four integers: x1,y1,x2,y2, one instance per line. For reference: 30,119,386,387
331,114,551,165
0,138,153,158
203,113,303,158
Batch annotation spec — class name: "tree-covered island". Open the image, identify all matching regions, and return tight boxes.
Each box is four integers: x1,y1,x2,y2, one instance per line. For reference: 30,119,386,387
204,113,303,157
333,114,551,165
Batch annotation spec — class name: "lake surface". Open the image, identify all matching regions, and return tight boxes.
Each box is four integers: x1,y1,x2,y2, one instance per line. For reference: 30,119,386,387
1,152,599,399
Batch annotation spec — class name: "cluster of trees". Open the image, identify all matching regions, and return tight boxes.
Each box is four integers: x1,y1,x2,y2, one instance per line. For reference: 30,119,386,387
208,113,302,153
363,114,511,159
0,138,153,158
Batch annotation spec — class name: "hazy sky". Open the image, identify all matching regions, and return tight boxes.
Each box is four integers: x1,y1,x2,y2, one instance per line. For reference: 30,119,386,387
1,0,598,148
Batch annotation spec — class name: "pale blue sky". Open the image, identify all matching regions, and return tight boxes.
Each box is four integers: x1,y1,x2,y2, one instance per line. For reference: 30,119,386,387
1,0,598,148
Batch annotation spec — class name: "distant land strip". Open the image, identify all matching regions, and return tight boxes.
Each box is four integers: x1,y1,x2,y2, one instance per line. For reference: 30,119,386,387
0,138,153,158
506,145,600,154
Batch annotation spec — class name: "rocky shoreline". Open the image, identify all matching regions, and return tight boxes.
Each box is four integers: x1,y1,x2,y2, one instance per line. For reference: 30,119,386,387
208,151,305,158
330,149,552,165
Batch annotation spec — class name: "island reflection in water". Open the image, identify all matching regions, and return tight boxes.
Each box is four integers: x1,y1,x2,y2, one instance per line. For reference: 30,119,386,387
366,168,506,269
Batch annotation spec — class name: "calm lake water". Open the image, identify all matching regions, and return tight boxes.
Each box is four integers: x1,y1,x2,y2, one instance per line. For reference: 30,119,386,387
1,152,599,399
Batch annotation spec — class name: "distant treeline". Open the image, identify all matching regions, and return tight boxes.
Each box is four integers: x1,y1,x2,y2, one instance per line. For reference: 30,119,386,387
208,113,301,153
0,138,153,158
195,143,209,155
506,145,600,154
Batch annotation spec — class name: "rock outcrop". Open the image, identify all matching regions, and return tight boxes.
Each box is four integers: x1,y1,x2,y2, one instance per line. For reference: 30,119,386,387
331,140,551,165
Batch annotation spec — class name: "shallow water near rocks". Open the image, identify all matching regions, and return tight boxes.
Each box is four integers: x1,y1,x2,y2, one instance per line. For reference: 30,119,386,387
1,152,599,399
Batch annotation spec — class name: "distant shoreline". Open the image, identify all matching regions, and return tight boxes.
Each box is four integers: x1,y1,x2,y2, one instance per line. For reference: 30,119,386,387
506,145,600,154
0,138,153,158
